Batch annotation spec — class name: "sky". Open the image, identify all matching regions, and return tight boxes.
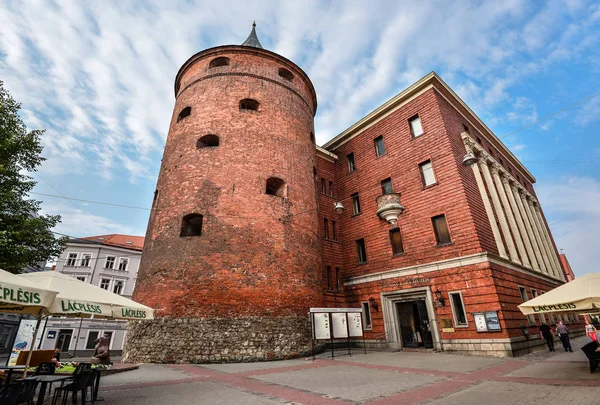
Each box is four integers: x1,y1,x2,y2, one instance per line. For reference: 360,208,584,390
0,0,599,276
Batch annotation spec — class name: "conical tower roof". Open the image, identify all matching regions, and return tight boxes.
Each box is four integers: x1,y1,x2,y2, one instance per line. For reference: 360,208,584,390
241,21,263,49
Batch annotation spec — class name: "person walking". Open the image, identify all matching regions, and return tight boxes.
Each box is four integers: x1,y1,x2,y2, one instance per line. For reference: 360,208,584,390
539,322,554,351
556,321,573,352
585,320,598,342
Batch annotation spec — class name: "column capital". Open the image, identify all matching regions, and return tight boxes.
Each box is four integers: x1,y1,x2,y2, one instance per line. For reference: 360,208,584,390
489,162,501,176
500,173,511,185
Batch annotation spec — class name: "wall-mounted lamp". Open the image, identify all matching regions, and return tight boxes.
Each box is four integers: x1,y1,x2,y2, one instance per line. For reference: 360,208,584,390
434,288,445,308
334,201,345,213
368,296,379,312
461,152,478,167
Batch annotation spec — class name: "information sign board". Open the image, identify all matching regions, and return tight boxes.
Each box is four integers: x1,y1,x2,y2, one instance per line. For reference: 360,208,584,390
474,313,488,332
312,312,331,339
348,313,363,337
331,312,349,338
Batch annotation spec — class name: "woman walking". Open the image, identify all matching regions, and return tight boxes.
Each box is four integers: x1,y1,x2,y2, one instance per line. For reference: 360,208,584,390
585,320,598,342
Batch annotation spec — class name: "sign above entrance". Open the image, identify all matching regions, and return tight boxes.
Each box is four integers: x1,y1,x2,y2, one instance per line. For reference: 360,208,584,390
383,277,431,288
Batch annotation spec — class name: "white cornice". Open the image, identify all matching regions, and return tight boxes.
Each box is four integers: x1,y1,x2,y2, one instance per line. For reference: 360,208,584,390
316,145,337,162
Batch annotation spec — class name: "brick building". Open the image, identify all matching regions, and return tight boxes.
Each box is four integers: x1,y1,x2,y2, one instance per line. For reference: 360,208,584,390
125,25,575,362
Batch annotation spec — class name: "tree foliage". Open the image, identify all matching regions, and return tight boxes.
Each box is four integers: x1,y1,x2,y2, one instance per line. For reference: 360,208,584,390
0,80,67,273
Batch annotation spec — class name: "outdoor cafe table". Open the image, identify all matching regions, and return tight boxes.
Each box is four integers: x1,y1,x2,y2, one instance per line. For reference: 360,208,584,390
0,365,26,387
24,374,73,405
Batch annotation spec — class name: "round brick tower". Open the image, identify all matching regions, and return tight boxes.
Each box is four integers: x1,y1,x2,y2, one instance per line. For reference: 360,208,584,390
125,24,322,363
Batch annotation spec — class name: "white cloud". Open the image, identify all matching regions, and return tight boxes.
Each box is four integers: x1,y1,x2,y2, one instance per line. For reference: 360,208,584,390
537,176,600,277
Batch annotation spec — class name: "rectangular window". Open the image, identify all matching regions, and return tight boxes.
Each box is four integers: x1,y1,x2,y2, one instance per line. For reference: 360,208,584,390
347,153,356,172
118,258,129,271
449,292,468,326
113,280,124,295
419,160,436,187
361,301,372,330
66,253,78,267
374,136,386,157
80,254,91,267
351,192,361,215
86,331,100,349
76,276,86,282
324,219,330,239
321,178,326,194
335,267,340,291
326,266,332,290
432,214,451,245
531,289,544,323
100,278,111,290
105,256,116,270
381,178,393,195
328,181,333,197
409,114,424,137
389,228,404,256
519,287,535,325
332,221,338,241
356,238,367,263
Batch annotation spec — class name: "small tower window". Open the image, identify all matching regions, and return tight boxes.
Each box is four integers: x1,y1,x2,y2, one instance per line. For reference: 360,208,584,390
310,132,315,144
209,57,230,68
197,135,219,148
177,106,191,122
240,98,259,111
180,213,203,237
278,67,294,81
265,177,286,198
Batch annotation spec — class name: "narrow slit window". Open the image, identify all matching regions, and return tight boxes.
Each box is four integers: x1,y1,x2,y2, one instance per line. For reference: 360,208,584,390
328,181,333,197
197,135,219,148
332,220,337,241
409,114,424,137
335,267,340,291
278,67,294,81
324,218,330,239
374,136,386,157
240,98,259,111
209,57,230,68
177,106,191,122
180,213,203,237
419,160,436,187
310,132,315,144
351,192,361,215
449,292,468,326
381,178,393,195
362,301,372,329
432,214,451,245
326,266,332,290
347,153,356,172
265,177,286,198
389,228,404,255
356,238,367,263
321,178,326,194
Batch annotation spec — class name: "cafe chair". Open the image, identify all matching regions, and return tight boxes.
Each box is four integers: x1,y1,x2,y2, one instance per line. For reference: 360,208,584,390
0,383,21,405
17,379,37,405
83,369,101,405
34,362,56,376
51,370,92,405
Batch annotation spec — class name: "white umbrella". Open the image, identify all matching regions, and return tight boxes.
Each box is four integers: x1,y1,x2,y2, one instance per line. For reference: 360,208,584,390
518,273,600,316
0,268,59,376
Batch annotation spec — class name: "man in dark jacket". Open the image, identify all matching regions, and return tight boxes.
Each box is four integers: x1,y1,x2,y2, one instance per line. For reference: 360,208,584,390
556,321,573,352
539,322,554,351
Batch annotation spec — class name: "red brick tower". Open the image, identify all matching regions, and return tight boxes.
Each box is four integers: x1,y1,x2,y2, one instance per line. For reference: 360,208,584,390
125,24,322,363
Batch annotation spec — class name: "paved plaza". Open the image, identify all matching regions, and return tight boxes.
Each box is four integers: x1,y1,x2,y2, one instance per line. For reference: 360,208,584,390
98,336,600,404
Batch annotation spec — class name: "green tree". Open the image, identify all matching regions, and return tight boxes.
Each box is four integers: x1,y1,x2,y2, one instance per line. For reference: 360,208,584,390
0,80,67,273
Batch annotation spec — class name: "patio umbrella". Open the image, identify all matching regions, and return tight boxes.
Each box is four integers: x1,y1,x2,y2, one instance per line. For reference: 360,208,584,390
518,273,600,316
0,268,59,377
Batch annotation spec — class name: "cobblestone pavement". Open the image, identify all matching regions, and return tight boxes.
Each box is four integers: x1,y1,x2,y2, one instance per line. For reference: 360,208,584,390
98,336,600,404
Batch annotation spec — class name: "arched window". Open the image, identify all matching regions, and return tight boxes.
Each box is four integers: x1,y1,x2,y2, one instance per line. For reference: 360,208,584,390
265,177,286,198
278,67,294,81
239,98,259,111
177,106,191,122
197,135,219,148
180,213,203,237
209,57,230,68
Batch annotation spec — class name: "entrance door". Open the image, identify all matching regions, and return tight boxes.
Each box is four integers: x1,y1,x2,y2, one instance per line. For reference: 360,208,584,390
56,330,73,352
396,300,433,348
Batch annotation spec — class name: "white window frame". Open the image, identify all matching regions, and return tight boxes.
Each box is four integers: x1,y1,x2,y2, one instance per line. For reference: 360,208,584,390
409,115,424,137
117,258,129,272
449,291,469,327
531,289,545,323
112,279,125,295
419,160,436,187
361,301,373,330
85,330,101,350
80,254,92,267
99,278,111,290
104,256,116,270
519,286,536,325
66,252,78,267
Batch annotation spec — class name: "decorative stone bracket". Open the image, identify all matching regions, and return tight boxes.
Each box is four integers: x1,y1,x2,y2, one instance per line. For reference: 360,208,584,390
376,193,405,228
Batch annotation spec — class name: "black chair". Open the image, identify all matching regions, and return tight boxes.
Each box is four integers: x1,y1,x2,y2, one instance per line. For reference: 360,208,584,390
51,370,92,405
16,379,37,405
83,369,100,405
581,340,600,373
73,363,92,375
0,383,22,405
34,362,57,376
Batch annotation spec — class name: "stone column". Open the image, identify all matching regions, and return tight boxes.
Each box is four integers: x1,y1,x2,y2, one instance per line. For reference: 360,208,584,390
521,194,553,275
491,165,526,267
479,159,519,263
533,203,565,280
513,186,547,274
506,182,539,271
471,155,507,259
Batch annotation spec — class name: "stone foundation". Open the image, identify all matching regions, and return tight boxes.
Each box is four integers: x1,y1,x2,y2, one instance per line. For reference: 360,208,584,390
123,316,314,364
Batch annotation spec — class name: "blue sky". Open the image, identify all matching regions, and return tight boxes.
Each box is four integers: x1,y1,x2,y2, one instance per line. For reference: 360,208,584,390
0,0,599,276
